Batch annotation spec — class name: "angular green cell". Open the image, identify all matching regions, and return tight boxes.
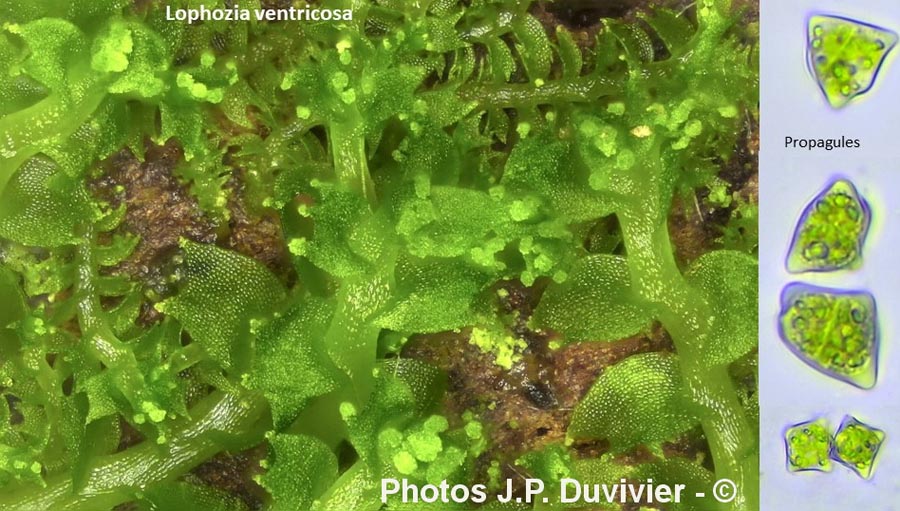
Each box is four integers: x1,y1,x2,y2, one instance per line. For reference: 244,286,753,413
808,14,898,108
786,178,869,273
778,284,877,389
831,416,884,479
784,419,833,473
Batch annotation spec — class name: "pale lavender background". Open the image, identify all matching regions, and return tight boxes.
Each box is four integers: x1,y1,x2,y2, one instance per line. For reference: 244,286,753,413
761,0,900,508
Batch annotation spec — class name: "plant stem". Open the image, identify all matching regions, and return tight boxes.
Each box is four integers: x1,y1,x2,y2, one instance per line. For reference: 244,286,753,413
459,75,623,109
616,171,758,511
330,119,375,205
0,390,269,511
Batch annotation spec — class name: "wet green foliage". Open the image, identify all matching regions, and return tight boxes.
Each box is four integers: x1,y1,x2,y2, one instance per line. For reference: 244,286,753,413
0,0,757,509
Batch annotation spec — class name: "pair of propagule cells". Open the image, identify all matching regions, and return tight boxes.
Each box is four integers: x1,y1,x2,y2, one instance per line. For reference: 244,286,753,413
782,13,896,480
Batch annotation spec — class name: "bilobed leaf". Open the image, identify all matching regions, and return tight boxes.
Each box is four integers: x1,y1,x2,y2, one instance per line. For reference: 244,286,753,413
503,134,616,223
103,20,169,98
300,187,374,278
395,186,507,259
380,358,446,415
486,38,515,82
375,257,490,333
568,352,697,449
163,241,285,371
685,250,758,365
81,372,118,423
641,8,694,52
515,443,574,504
0,156,91,247
0,34,45,116
261,434,338,511
247,298,341,429
343,372,418,471
15,18,88,93
533,255,651,343
260,434,338,511
159,101,206,160
606,20,655,63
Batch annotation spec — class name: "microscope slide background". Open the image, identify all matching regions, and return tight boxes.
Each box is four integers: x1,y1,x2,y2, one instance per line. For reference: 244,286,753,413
761,0,900,508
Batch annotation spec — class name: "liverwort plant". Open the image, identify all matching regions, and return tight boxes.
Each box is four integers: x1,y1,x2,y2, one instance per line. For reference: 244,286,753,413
0,0,758,510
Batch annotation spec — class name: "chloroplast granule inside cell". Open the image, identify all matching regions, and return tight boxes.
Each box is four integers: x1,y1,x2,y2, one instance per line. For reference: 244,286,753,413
786,178,869,273
778,283,877,389
831,416,884,479
784,419,833,473
808,14,898,108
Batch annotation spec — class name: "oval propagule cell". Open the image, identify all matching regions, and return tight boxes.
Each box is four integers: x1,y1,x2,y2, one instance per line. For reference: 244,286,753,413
785,178,870,273
807,14,899,108
778,283,878,389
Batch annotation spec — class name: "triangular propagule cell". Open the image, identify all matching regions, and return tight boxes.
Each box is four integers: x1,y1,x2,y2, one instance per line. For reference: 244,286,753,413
786,178,869,273
808,14,898,108
778,283,878,389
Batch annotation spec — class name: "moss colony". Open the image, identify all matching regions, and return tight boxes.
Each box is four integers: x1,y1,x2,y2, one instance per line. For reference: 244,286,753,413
0,0,758,510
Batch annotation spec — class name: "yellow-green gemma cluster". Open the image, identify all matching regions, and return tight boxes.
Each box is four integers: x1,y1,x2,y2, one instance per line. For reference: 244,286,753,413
787,179,869,273
785,419,833,472
779,285,877,389
808,15,898,108
784,416,884,479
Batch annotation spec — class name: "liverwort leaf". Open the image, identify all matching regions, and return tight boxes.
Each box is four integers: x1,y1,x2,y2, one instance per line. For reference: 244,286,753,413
260,434,338,511
0,268,26,327
299,187,375,279
162,241,285,372
101,20,169,98
247,298,342,429
685,250,758,366
342,370,418,473
159,102,206,161
556,27,583,80
14,18,88,93
380,358,446,415
395,186,507,259
375,257,490,334
0,156,91,247
512,14,552,80
533,255,652,344
568,352,697,449
503,133,616,223
640,8,694,52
